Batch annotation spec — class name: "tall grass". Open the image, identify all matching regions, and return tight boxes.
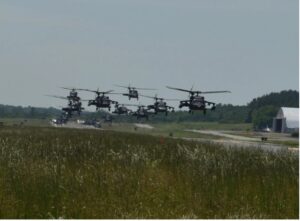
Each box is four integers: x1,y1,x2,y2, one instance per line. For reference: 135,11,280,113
0,127,298,218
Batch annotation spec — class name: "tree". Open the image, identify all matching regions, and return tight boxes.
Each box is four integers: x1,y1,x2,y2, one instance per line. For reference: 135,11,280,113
251,105,278,129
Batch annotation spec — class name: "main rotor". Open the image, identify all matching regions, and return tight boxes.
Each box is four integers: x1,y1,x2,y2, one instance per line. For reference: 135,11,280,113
77,88,114,96
115,84,156,91
166,86,231,96
141,94,179,102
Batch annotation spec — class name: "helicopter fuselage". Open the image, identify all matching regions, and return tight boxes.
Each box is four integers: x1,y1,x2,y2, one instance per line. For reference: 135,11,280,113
148,101,167,112
88,96,113,110
123,89,139,100
113,106,130,115
179,95,216,114
179,96,206,110
132,107,149,119
68,95,80,102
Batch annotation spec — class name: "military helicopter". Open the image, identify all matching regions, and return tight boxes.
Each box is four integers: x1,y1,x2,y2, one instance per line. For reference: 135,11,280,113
130,104,153,120
141,94,176,116
60,87,81,102
112,102,132,115
77,88,118,111
114,84,156,100
79,119,102,128
51,112,69,125
166,86,230,114
102,114,113,125
61,104,84,116
46,95,85,116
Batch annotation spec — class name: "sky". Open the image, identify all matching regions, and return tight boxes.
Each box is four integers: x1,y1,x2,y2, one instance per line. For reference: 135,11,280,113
0,0,298,110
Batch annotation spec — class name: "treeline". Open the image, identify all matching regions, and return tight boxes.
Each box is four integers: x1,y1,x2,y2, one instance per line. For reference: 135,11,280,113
247,90,299,128
0,90,298,128
81,104,249,124
0,105,61,119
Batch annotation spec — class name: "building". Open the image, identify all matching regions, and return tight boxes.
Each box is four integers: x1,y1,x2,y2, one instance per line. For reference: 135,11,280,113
272,107,299,133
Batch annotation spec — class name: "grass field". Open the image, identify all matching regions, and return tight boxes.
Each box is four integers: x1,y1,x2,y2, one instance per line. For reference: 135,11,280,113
106,122,252,139
0,126,298,218
0,118,49,127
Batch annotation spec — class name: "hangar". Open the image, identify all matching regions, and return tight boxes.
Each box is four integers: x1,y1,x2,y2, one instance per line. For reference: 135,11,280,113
272,107,299,133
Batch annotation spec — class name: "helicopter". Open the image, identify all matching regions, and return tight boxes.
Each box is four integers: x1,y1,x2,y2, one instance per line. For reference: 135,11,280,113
60,87,81,102
141,94,176,116
79,118,102,128
166,86,231,114
102,114,113,125
114,84,156,100
112,102,132,115
130,105,153,120
77,88,118,111
61,104,84,116
51,112,70,125
46,95,85,116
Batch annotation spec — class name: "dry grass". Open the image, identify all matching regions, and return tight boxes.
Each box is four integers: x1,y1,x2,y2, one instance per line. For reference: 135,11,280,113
0,127,298,218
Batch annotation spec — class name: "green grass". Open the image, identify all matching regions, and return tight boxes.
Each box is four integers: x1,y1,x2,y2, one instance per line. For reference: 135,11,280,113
106,122,252,139
268,140,299,148
224,131,299,148
0,126,298,218
152,121,252,131
0,118,50,127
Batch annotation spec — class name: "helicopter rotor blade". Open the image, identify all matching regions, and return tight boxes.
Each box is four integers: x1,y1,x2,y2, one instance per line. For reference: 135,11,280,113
104,90,115,94
198,90,231,94
164,98,182,101
120,104,140,107
191,84,194,91
45,95,68,100
166,86,192,93
60,87,79,91
76,88,96,93
134,87,156,90
141,94,180,101
140,95,156,99
167,86,231,94
76,88,114,94
114,84,130,89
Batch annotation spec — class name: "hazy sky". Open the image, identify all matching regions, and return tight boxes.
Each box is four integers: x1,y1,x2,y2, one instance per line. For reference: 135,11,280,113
0,0,298,109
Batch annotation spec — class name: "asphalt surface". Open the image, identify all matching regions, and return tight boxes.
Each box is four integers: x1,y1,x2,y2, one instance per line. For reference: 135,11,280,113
184,129,298,154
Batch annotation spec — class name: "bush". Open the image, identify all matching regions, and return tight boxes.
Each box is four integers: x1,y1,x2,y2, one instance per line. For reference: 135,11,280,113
291,131,299,138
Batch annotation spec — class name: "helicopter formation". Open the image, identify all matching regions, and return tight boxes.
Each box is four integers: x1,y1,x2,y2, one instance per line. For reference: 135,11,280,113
47,85,230,124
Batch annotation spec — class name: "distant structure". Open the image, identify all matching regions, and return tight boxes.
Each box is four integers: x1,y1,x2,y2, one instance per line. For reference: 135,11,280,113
272,107,299,133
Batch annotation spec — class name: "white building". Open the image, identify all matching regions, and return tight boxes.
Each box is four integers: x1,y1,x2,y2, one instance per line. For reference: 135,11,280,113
272,107,299,133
